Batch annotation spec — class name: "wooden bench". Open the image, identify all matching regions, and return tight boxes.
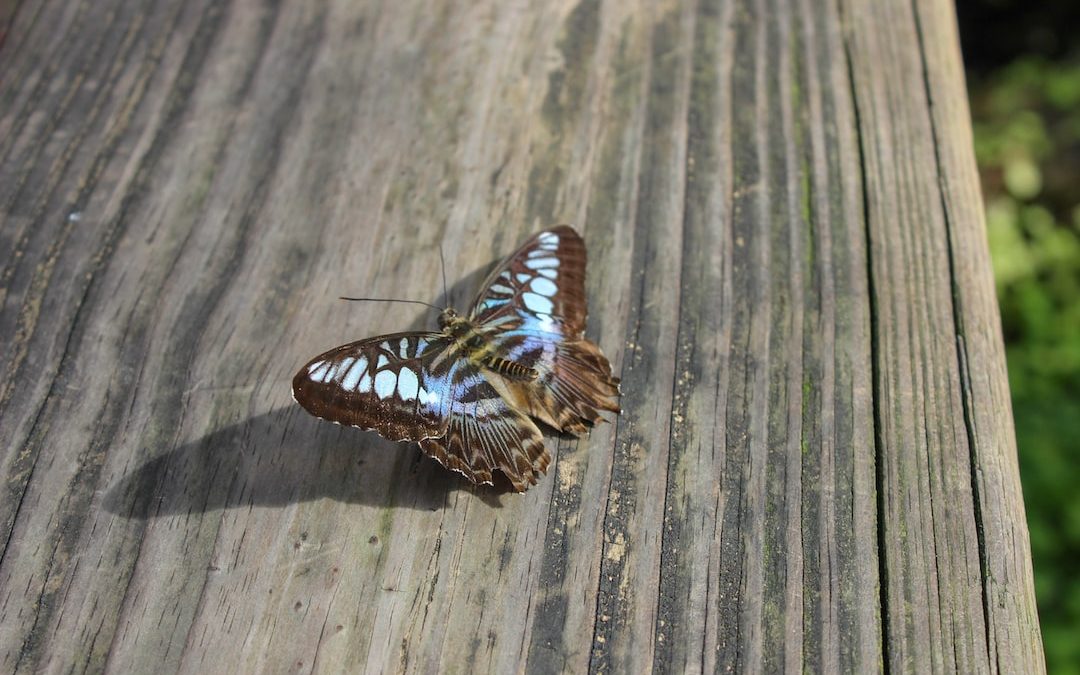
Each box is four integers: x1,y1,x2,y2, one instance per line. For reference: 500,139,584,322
0,0,1044,671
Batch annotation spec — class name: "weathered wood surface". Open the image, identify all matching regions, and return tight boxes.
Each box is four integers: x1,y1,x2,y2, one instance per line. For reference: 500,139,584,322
0,0,1043,672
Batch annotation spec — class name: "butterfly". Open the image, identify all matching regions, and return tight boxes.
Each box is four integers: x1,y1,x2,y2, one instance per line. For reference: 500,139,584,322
292,226,621,492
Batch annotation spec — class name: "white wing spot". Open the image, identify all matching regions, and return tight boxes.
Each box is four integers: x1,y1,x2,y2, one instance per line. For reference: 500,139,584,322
342,356,368,391
538,232,559,244
322,363,342,383
530,277,557,297
397,368,419,400
523,292,554,314
536,313,557,331
376,354,389,369
310,362,331,382
489,283,513,295
337,357,356,380
525,257,559,270
516,273,531,284
399,338,410,359
538,268,557,279
307,360,325,374
420,388,441,406
374,371,396,399
357,372,372,393
415,339,428,356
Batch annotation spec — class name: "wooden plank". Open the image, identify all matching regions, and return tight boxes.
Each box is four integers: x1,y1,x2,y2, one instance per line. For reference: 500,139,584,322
842,0,1045,671
0,0,1043,672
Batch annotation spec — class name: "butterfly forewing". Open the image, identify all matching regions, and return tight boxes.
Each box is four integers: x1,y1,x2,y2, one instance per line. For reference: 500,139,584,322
469,225,588,338
292,332,452,442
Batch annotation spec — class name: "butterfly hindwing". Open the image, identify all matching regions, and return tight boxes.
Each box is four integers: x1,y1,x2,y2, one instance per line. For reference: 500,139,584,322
419,367,550,492
487,329,621,435
292,332,452,442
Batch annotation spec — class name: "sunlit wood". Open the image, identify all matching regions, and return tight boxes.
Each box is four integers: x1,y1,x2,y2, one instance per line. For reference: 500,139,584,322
0,0,1041,671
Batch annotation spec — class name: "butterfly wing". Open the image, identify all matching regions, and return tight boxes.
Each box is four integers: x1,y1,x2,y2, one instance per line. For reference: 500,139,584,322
486,330,621,435
469,225,588,336
292,332,452,442
418,367,550,492
293,330,550,491
468,226,621,435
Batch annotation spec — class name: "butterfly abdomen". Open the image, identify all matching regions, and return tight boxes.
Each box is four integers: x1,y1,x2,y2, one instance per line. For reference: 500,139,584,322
447,318,539,381
483,356,539,381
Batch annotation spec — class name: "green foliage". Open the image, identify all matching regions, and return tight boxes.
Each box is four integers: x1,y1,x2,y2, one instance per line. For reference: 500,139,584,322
972,56,1080,673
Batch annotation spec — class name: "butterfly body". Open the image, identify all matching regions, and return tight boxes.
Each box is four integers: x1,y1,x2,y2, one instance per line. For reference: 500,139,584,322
292,226,620,492
434,308,540,382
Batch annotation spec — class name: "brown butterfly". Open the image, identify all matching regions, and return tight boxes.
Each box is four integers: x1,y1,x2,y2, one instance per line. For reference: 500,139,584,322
292,226,621,492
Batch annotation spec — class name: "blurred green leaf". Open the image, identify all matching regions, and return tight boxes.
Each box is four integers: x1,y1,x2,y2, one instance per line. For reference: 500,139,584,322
972,44,1080,674
1004,156,1042,198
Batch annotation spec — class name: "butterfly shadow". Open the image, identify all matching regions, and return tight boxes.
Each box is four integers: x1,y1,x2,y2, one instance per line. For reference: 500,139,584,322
102,261,518,520
101,405,517,520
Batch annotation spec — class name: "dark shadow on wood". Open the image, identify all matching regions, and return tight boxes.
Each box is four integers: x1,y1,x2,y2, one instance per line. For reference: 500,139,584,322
101,405,516,519
431,259,498,314
102,261,537,520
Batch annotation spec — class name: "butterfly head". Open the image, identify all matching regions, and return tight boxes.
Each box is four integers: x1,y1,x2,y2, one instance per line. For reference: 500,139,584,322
438,307,463,331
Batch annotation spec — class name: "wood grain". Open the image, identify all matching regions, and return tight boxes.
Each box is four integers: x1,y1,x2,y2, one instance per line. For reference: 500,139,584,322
0,0,1043,672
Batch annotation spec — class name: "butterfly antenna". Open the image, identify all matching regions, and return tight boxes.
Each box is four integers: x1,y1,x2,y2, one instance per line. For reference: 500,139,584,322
338,296,442,312
438,243,449,308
